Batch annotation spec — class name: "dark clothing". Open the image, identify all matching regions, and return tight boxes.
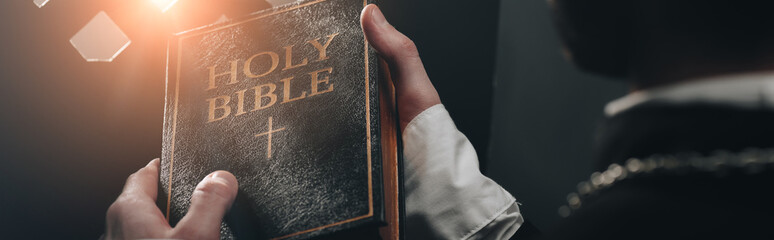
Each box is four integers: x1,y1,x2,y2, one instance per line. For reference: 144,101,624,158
545,103,774,240
594,103,774,171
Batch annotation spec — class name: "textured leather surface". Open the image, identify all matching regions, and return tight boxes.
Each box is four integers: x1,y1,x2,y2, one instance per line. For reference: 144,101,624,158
157,0,385,239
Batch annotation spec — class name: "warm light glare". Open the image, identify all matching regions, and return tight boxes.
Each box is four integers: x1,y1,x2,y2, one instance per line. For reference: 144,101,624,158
150,0,178,12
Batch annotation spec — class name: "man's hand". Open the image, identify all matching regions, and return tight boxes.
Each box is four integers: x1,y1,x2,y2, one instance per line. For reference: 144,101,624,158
360,4,442,131
105,159,239,240
104,6,431,239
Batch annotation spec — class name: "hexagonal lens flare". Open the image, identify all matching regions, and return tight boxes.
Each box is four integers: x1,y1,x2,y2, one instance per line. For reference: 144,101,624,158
70,11,131,62
33,0,50,8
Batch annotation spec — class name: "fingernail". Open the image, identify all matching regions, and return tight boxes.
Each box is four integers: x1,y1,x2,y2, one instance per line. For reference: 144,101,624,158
371,5,388,27
210,172,228,181
147,158,160,167
209,172,231,185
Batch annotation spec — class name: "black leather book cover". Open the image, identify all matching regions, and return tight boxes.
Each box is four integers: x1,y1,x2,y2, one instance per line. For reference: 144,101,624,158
156,0,401,239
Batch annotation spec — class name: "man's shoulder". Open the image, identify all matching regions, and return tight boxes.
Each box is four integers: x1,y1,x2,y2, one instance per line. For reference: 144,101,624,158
595,103,774,169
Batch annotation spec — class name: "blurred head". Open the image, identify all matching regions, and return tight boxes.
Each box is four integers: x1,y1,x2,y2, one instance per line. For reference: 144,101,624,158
549,0,774,88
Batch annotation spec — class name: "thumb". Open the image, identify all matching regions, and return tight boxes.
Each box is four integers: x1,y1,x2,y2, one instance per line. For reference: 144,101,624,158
174,171,239,239
360,4,441,131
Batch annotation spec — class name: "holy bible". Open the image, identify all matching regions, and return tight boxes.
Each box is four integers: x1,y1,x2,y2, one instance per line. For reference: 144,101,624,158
157,0,404,239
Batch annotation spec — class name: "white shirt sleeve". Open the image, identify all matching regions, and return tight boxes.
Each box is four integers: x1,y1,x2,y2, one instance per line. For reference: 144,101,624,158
403,104,524,240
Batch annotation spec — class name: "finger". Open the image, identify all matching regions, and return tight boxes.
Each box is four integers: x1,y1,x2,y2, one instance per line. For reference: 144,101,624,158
360,4,441,130
107,158,170,239
174,171,239,239
121,158,161,201
360,4,423,75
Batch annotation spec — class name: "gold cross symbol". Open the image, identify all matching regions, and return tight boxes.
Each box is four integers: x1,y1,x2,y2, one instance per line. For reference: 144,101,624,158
254,116,286,158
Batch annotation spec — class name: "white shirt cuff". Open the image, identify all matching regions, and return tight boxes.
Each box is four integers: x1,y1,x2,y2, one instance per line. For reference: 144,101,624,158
403,104,523,240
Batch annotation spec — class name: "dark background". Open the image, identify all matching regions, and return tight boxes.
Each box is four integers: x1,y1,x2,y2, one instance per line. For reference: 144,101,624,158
487,0,626,228
0,0,623,238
